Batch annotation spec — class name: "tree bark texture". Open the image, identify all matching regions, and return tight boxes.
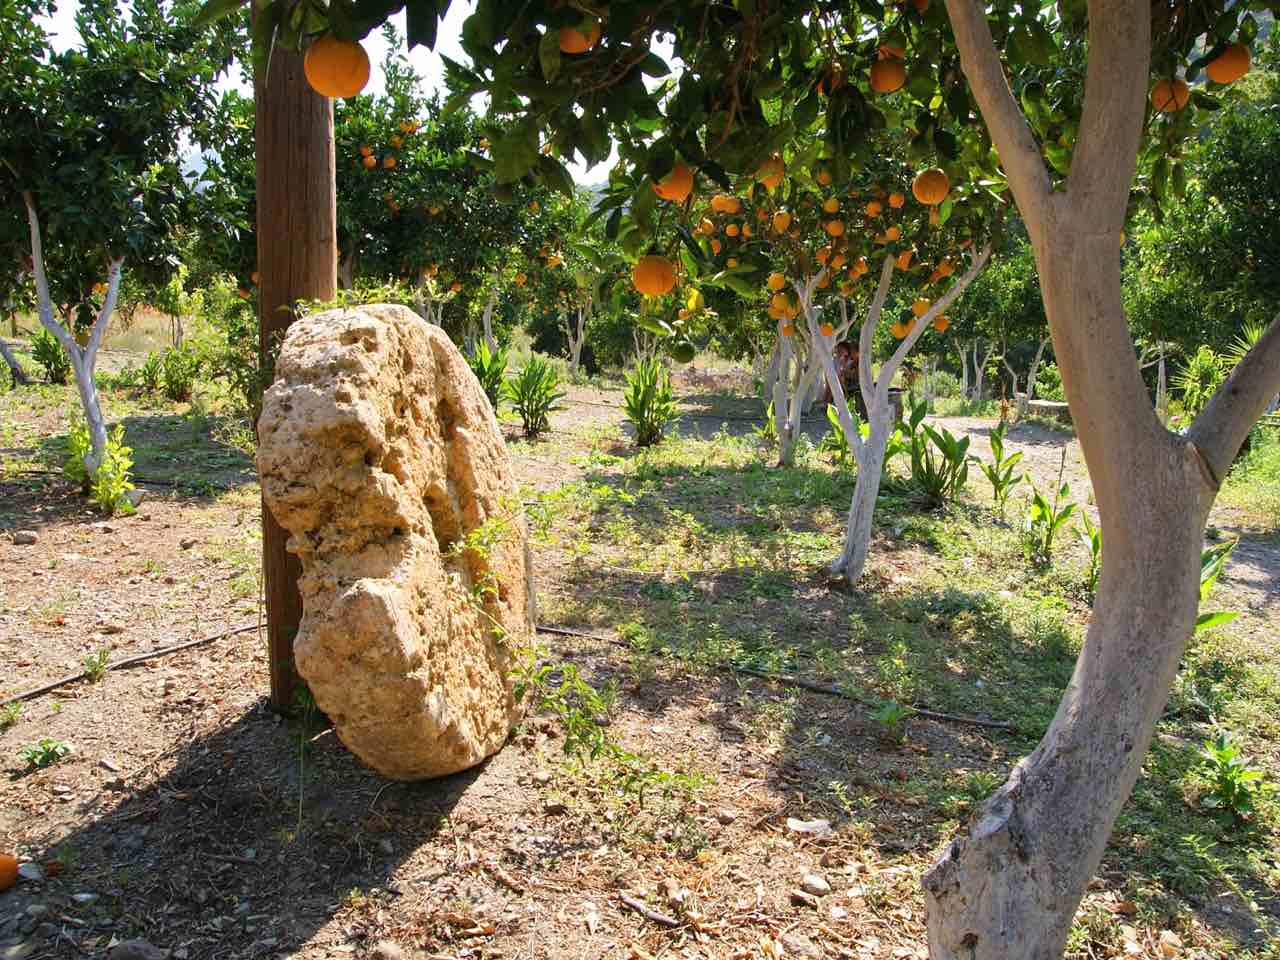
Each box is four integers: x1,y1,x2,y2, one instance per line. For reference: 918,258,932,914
0,338,28,385
925,0,1280,956
255,43,337,713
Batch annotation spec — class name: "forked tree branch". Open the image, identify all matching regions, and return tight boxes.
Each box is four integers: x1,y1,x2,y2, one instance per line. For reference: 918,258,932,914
942,0,1052,222
1188,317,1280,484
1066,0,1151,225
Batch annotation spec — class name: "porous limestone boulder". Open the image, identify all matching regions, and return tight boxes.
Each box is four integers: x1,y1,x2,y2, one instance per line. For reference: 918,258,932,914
257,304,533,780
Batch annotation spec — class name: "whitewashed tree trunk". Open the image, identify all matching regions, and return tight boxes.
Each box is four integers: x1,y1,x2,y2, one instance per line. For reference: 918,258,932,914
23,192,121,476
778,346,821,466
924,2,1280,957
633,327,659,366
771,327,793,459
957,339,971,398
805,246,992,583
337,253,355,291
971,340,995,402
1157,350,1169,424
1009,336,1050,418
0,338,28,386
481,293,498,353
564,296,589,375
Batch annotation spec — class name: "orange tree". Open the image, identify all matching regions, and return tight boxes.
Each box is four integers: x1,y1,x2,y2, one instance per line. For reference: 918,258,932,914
195,0,1280,955
2,0,234,479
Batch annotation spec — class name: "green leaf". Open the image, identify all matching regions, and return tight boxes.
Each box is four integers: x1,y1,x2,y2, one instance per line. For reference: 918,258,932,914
492,123,540,183
1195,611,1238,632
539,29,562,83
793,91,819,130
192,0,248,28
638,53,670,78
405,0,442,50
537,154,575,197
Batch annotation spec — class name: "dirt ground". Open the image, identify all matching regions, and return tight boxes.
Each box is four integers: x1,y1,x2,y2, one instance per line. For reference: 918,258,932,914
1,370,1277,960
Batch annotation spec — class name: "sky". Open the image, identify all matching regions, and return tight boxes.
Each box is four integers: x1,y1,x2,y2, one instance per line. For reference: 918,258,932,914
38,0,627,187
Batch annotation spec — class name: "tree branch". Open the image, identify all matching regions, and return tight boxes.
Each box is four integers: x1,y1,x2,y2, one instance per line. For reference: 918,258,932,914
1066,0,1150,225
859,255,896,405
942,0,1052,222
1188,316,1280,483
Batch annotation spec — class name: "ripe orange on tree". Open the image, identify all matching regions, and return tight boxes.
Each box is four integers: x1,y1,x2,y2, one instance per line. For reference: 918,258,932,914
383,154,397,169
912,168,950,205
362,155,377,169
303,35,371,99
819,322,835,337
1150,77,1190,112
888,191,905,208
1206,44,1249,84
869,58,906,94
767,272,787,291
653,161,694,203
757,154,785,190
559,20,602,54
633,255,676,296
933,315,951,333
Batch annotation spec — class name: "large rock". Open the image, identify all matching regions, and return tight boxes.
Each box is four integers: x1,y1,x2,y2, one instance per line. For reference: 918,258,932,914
257,304,533,780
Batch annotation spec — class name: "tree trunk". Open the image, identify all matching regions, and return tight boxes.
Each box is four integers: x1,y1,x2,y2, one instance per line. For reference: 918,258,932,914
771,329,793,461
1014,336,1050,418
337,252,354,290
255,39,337,713
481,293,498,353
1156,350,1168,425
0,338,28,386
779,348,820,466
921,1,1280,955
958,340,970,399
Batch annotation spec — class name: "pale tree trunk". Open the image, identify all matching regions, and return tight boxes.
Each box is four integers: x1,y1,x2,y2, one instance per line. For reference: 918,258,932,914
0,338,28,386
633,327,659,366
971,339,995,402
1008,336,1050,418
1157,349,1169,424
771,326,793,458
957,339,971,399
778,343,821,467
924,2,1280,957
23,193,122,476
920,358,933,410
337,252,355,290
564,296,589,375
808,246,992,583
481,293,498,353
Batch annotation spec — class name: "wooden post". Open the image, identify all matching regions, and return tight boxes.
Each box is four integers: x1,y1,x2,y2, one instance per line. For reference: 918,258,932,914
255,44,337,712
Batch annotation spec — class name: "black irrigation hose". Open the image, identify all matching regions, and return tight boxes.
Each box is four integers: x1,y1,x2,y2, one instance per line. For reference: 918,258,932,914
535,623,1013,731
2,623,258,707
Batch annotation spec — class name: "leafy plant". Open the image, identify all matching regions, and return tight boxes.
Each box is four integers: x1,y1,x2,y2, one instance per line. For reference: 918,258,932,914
1197,734,1270,823
1034,361,1065,402
161,345,200,402
1078,512,1102,597
753,396,778,445
503,356,565,437
871,699,917,743
466,339,508,410
1024,450,1077,566
63,416,93,491
19,737,71,769
1195,539,1239,632
820,403,854,466
0,702,22,729
978,420,1025,514
89,426,136,515
623,358,680,447
82,647,111,683
139,351,163,393
906,401,970,504
32,328,71,385
1173,345,1225,419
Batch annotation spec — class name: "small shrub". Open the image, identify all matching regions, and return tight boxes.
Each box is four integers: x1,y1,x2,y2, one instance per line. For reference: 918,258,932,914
623,358,680,447
1024,448,1076,566
32,328,71,384
819,403,854,466
1197,734,1270,823
1173,345,1225,419
161,345,200,402
82,647,111,683
63,417,93,491
1035,361,1065,402
906,401,970,504
871,699,916,743
19,737,71,769
466,339,508,410
1078,512,1102,597
977,420,1025,514
139,352,163,393
91,426,136,515
0,702,22,729
504,357,565,437
1195,539,1239,632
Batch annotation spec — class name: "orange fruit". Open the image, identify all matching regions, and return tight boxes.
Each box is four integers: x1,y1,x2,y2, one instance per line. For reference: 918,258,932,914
725,223,740,237
888,191,905,208
933,315,950,333
515,272,527,287
390,135,403,149
362,155,377,169
303,35,371,99
653,162,694,203
890,321,909,339
710,239,722,255
913,0,930,11
0,853,17,892
825,220,846,237
897,249,913,270
912,298,931,317
559,21,602,54
359,144,373,157
450,282,462,293
879,43,906,59
727,257,739,268
822,197,840,214
633,255,677,296
757,154,785,190
383,155,397,169
742,223,753,238
912,168,949,205
781,322,796,337
885,225,902,241
250,271,260,285
865,200,883,217
772,210,793,233
767,272,787,292
1206,44,1249,85
870,59,906,94
819,322,835,337
710,195,741,214
816,168,833,186
1150,77,1190,112
237,286,250,299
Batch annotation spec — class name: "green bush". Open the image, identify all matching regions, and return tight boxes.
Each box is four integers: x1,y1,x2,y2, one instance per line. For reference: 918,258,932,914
504,356,565,437
32,328,71,384
905,401,970,504
1173,345,1226,418
139,352,163,393
1035,361,1065,401
91,425,136,515
161,345,201,402
467,339,508,410
623,358,679,447
63,417,93,491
